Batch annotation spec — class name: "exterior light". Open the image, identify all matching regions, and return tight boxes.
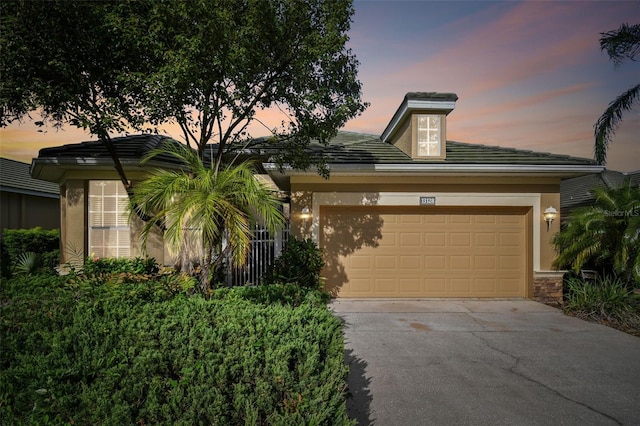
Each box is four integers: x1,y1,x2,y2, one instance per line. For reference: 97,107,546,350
543,206,558,231
301,206,311,220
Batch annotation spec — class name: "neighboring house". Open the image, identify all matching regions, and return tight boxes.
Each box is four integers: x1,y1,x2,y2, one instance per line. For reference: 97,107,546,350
560,169,640,220
32,92,604,302
0,157,60,239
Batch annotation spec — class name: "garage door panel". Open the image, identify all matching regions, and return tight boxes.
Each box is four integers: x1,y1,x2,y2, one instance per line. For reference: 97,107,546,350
425,215,446,224
475,233,496,247
426,233,446,246
499,278,522,294
476,215,498,224
349,278,373,293
475,278,497,293
451,278,471,293
349,255,371,270
499,233,522,246
399,278,421,293
474,256,496,269
378,233,397,247
321,207,527,298
425,255,446,269
450,233,471,247
374,278,397,293
500,255,522,269
450,256,471,270
400,232,421,246
400,255,421,269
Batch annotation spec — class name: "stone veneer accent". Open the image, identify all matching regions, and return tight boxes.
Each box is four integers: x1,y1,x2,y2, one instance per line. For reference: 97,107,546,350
533,271,565,306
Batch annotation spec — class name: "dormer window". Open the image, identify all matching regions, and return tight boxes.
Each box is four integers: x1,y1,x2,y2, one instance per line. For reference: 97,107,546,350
381,92,457,160
416,114,441,157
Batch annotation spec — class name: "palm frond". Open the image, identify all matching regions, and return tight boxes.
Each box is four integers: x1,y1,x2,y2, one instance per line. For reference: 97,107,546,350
593,84,640,165
600,23,640,66
132,147,285,288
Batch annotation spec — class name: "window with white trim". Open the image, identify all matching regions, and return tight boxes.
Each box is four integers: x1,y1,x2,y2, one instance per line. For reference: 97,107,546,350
416,114,441,157
88,180,130,258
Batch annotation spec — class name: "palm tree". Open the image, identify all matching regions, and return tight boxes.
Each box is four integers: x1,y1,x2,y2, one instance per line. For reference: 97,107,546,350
130,142,285,293
553,181,640,285
594,23,640,165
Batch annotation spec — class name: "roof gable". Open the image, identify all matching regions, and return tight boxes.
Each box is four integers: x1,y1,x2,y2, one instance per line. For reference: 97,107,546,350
0,157,59,197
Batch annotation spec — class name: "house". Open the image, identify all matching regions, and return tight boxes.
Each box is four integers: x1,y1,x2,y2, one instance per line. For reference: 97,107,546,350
0,157,60,238
265,93,603,302
560,169,640,220
31,93,604,302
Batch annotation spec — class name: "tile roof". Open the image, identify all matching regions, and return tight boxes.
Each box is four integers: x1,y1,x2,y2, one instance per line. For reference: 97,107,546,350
32,131,599,183
37,134,185,166
560,169,640,217
0,157,59,197
299,131,598,166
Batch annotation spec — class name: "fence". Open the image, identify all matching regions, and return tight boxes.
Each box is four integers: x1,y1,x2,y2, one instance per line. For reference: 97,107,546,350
226,222,289,286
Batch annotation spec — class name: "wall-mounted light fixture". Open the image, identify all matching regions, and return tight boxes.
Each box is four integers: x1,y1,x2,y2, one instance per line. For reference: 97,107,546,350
300,206,311,220
543,206,558,231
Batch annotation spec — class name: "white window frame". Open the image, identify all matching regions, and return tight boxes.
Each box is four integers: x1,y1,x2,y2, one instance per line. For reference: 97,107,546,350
415,114,442,157
88,180,131,258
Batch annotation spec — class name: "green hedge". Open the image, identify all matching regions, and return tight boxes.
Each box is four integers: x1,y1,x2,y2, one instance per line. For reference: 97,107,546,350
82,256,161,276
0,275,353,425
2,227,60,274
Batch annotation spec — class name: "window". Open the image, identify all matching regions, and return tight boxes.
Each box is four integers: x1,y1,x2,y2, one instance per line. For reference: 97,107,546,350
88,180,130,258
416,114,441,157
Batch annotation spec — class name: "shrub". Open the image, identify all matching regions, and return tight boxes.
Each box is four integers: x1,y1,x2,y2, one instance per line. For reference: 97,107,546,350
82,256,160,276
564,275,640,331
213,283,330,307
263,238,325,289
13,252,41,275
0,274,353,425
2,227,60,273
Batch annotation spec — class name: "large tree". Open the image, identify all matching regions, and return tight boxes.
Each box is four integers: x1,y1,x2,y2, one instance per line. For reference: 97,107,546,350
131,0,367,175
0,0,152,190
594,23,640,165
1,0,367,178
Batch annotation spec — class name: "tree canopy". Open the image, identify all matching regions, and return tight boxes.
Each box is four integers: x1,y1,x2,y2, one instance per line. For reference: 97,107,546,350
1,0,368,177
0,0,152,188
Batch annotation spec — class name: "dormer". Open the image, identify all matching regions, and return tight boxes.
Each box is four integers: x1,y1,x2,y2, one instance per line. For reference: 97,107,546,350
381,92,458,160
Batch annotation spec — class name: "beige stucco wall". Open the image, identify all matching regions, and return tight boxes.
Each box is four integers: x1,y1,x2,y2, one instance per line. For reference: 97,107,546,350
60,179,86,265
129,214,166,264
290,191,314,240
393,118,412,157
539,192,561,271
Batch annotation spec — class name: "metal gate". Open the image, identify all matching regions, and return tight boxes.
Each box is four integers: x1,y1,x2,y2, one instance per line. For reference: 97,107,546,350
226,222,289,286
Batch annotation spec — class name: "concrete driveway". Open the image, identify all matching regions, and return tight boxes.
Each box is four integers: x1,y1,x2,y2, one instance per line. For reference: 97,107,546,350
330,299,640,425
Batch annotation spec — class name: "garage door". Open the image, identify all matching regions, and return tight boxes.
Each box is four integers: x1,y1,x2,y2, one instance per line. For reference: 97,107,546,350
320,206,529,298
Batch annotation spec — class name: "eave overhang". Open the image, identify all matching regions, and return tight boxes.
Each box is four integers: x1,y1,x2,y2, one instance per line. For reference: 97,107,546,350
30,157,185,183
264,162,605,190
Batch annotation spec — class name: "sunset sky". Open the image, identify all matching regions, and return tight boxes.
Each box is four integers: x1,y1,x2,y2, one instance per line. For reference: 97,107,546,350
1,0,639,171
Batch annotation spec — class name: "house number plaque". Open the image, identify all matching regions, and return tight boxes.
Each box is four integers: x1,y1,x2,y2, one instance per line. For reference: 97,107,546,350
420,196,436,206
